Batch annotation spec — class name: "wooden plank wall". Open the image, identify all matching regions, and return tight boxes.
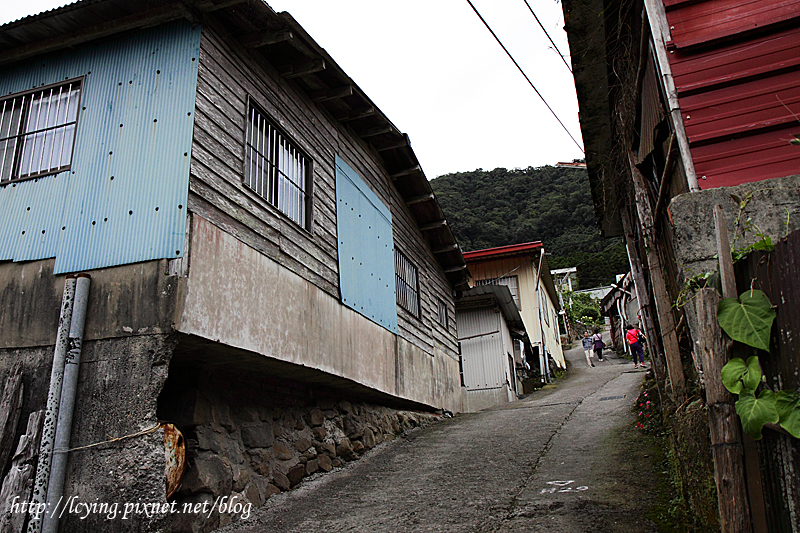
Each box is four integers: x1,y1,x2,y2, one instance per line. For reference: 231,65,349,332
189,21,458,359
736,230,800,533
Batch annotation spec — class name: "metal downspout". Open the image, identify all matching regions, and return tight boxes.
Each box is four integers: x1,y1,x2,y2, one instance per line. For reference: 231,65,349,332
27,277,76,533
617,298,630,356
642,0,700,192
41,274,91,533
534,249,550,382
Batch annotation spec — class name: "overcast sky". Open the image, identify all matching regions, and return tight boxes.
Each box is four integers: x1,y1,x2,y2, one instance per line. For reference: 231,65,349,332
0,0,584,179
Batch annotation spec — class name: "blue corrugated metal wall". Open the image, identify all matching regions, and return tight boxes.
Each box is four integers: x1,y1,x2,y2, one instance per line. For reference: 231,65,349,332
0,21,200,274
335,155,398,333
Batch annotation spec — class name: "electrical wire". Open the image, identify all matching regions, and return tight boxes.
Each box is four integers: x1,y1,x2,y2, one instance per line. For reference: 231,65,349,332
522,0,572,73
465,0,584,154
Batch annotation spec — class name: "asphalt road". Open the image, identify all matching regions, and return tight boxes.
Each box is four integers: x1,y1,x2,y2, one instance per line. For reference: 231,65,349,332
220,333,659,533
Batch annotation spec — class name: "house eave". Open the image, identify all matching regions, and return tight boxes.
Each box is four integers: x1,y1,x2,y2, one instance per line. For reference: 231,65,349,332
0,0,471,290
562,0,624,237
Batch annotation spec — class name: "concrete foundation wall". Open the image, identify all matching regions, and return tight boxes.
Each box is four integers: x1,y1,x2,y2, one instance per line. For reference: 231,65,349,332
670,174,800,281
464,387,511,413
158,356,444,532
0,258,178,348
176,216,465,413
0,335,172,533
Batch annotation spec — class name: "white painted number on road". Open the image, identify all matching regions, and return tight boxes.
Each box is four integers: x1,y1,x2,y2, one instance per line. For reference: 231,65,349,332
540,480,589,494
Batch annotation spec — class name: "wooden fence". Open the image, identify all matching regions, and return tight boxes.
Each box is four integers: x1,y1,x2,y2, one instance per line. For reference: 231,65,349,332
735,229,800,532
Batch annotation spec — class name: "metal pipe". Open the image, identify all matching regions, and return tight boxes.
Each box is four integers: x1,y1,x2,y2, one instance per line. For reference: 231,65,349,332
533,249,551,382
42,274,91,533
642,0,700,192
27,276,76,533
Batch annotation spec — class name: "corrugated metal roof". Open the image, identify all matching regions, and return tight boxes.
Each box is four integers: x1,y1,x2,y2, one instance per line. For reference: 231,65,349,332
0,20,200,273
664,0,800,49
664,0,800,189
462,241,543,261
457,284,526,333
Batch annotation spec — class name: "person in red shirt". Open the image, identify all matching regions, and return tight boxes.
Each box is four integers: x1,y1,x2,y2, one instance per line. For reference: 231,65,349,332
626,325,645,368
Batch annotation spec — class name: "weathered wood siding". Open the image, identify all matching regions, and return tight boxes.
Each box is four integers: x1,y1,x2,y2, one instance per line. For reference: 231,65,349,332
188,20,457,359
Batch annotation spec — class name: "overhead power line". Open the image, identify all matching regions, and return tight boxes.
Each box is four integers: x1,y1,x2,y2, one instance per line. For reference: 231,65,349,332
465,0,584,154
522,0,572,73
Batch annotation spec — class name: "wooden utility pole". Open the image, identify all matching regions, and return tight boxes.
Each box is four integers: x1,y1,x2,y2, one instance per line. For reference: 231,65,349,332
627,156,686,403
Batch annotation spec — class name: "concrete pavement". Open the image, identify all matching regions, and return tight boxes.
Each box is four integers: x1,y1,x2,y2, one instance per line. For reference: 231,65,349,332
218,331,658,533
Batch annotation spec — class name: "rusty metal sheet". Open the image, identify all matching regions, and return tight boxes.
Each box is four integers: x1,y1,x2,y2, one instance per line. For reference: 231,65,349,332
161,422,185,499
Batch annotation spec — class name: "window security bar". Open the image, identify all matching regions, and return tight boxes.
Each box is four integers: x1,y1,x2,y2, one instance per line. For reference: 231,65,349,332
0,80,81,183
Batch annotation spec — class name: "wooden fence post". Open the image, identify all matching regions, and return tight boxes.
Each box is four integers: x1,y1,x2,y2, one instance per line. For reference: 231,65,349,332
692,288,752,533
713,205,767,532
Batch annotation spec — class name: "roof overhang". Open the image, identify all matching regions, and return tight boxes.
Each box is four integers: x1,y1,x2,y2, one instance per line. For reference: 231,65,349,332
456,285,527,338
463,242,561,313
562,0,624,237
599,272,632,315
0,0,471,290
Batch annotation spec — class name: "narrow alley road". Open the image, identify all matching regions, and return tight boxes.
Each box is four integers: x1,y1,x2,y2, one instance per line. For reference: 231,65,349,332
220,335,659,533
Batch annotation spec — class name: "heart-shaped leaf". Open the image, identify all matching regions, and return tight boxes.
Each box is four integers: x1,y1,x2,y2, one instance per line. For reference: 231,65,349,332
742,356,763,392
717,290,776,352
736,389,779,440
721,357,748,395
721,356,762,395
776,390,800,438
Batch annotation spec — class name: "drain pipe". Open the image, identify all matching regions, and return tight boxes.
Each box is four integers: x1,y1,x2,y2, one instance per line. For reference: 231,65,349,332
534,249,551,383
642,0,700,192
41,273,91,533
27,276,76,533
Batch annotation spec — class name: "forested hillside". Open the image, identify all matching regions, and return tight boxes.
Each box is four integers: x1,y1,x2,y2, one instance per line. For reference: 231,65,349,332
429,165,628,289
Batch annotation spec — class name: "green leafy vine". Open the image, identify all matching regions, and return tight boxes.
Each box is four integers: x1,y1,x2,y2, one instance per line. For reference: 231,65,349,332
718,290,800,440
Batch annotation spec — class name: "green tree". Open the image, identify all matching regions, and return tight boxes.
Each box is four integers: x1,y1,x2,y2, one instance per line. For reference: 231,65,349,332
431,165,627,288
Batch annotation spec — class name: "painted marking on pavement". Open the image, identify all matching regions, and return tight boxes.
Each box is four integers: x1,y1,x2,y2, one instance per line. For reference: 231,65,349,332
540,480,589,494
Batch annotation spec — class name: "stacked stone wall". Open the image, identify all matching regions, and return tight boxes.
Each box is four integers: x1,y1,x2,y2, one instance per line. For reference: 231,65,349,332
159,362,440,532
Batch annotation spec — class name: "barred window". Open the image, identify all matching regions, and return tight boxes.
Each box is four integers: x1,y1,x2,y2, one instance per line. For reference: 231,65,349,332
0,79,82,183
395,249,419,317
436,297,448,329
245,102,311,228
477,275,520,310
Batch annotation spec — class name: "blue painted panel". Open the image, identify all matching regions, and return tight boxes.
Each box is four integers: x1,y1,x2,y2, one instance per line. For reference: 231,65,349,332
335,155,398,333
0,21,200,273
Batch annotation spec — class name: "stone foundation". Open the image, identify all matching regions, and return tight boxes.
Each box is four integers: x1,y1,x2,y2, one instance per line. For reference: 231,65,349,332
158,358,441,532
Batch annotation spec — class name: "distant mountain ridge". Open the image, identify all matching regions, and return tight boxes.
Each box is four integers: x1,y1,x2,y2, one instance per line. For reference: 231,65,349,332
429,165,628,289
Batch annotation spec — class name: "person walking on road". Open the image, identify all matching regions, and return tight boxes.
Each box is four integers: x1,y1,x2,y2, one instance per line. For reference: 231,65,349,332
592,328,605,362
582,331,595,367
626,324,646,368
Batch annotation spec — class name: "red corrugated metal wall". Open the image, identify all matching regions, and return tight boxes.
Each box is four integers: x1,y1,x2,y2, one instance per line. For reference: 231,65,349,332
663,0,800,188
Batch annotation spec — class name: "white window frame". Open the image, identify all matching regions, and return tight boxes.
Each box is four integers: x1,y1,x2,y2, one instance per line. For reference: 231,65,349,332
0,78,82,183
244,100,312,229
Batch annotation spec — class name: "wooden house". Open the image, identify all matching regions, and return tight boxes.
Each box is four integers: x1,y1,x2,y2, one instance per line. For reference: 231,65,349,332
0,1,470,530
462,242,564,377
563,0,800,529
456,285,531,412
